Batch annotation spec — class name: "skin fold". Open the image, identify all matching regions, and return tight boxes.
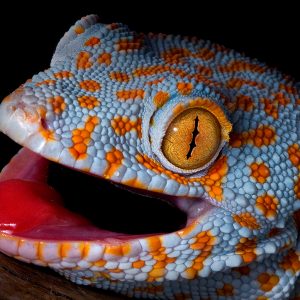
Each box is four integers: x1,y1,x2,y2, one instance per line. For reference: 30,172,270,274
0,15,299,299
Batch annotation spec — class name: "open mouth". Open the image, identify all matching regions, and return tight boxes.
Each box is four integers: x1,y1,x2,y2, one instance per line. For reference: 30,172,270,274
0,133,214,244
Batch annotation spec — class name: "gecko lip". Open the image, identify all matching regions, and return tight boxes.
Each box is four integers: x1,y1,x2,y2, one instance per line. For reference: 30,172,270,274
0,144,212,242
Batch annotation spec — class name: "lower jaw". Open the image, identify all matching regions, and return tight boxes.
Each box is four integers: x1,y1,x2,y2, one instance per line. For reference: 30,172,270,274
0,147,214,244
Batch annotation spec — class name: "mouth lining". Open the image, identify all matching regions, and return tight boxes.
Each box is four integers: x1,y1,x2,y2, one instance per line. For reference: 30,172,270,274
48,161,188,236
0,136,215,242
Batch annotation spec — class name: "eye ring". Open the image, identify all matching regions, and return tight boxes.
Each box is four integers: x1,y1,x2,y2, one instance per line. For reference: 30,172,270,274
148,95,232,175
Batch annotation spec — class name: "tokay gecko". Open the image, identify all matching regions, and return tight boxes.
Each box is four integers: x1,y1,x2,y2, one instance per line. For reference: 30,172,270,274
0,15,299,299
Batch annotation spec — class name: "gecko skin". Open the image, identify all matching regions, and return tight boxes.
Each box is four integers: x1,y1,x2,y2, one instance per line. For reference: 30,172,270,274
0,15,299,299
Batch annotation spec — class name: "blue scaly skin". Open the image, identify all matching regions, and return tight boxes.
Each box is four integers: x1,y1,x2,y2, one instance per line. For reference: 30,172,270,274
0,15,299,299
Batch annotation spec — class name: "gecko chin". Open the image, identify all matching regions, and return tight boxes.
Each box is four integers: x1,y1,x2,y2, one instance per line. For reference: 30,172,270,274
0,144,213,245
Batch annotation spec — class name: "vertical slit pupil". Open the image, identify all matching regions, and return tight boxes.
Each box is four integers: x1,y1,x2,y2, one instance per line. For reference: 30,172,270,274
186,116,199,159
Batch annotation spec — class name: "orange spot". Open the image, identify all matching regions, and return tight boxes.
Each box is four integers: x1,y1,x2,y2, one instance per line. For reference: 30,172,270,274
82,244,90,259
116,89,145,101
105,244,130,256
136,153,190,185
79,80,101,92
146,78,165,86
188,74,219,87
77,51,92,69
257,297,269,300
110,72,130,82
196,48,215,60
196,156,228,202
219,61,267,73
74,25,85,34
153,91,169,108
98,52,111,65
133,65,188,78
279,249,300,273
111,116,142,138
177,82,193,95
85,37,100,47
233,212,260,229
109,268,122,273
132,260,145,269
260,93,290,119
217,283,234,296
256,194,278,219
257,272,279,292
250,162,270,183
236,238,257,263
77,95,100,109
54,71,73,79
197,65,213,77
260,98,278,119
36,79,56,86
279,83,298,95
122,178,147,190
169,68,189,78
162,48,192,64
146,236,161,252
233,266,251,275
230,125,276,148
226,78,265,89
117,37,143,51
69,116,99,160
145,238,179,281
185,231,216,279
104,148,124,179
61,243,72,258
94,259,106,267
274,92,290,105
225,94,255,112
148,268,165,278
47,96,66,115
288,144,300,169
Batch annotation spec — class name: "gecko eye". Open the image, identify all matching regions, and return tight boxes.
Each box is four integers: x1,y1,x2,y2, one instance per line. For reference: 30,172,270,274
161,108,221,170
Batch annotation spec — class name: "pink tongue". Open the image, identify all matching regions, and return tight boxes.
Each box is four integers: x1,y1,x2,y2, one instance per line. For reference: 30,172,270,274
0,179,90,234
0,148,136,241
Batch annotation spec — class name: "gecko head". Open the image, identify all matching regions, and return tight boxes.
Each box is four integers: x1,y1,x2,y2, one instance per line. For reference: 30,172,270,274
0,15,232,205
0,15,299,288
